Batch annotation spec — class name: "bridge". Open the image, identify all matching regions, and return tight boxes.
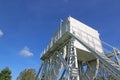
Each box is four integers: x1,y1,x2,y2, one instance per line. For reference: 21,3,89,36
36,17,120,80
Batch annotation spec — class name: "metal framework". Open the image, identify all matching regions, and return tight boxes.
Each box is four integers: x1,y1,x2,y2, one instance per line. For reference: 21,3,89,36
36,17,120,80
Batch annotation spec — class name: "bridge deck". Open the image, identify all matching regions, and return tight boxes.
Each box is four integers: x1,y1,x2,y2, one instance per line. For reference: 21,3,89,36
41,32,71,60
41,32,96,62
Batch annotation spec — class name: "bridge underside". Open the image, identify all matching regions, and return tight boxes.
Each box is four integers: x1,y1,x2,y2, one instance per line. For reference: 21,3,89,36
77,49,96,61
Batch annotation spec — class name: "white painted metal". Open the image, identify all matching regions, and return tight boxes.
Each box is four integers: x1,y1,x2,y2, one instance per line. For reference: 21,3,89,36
37,17,120,80
69,32,120,79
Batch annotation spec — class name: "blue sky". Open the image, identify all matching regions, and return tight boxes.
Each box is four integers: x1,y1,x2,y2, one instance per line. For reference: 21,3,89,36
0,0,120,80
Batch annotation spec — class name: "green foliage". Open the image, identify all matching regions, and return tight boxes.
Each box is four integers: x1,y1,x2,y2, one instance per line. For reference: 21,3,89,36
0,67,12,80
62,77,67,80
100,77,104,80
16,68,36,80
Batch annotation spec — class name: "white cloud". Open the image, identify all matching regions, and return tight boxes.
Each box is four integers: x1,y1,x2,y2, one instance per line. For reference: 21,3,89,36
20,46,33,57
0,30,3,37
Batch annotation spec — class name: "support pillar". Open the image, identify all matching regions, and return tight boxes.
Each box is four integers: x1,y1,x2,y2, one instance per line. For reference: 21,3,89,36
67,38,79,80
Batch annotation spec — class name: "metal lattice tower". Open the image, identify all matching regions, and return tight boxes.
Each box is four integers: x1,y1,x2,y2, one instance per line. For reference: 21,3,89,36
36,17,120,80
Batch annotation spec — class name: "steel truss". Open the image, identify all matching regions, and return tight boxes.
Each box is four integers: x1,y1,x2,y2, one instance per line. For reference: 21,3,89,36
36,17,120,80
37,35,120,80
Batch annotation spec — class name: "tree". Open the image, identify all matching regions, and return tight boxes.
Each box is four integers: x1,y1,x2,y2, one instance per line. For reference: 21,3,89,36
16,68,36,80
0,67,12,80
62,77,67,80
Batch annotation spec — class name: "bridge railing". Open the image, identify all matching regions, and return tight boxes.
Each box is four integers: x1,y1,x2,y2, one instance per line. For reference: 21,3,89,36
40,22,120,64
40,20,70,58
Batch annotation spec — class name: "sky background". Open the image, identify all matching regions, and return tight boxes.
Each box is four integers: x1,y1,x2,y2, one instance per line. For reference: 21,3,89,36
0,0,120,80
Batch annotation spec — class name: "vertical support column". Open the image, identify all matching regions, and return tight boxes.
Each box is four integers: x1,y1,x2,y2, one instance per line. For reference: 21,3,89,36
63,45,67,59
78,60,83,80
50,52,60,80
67,38,79,80
42,59,49,80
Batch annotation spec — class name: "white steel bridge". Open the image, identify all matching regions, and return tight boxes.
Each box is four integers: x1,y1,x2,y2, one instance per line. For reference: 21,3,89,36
36,17,120,80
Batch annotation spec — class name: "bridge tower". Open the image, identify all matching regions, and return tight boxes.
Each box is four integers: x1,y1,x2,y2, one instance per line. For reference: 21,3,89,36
36,17,120,80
